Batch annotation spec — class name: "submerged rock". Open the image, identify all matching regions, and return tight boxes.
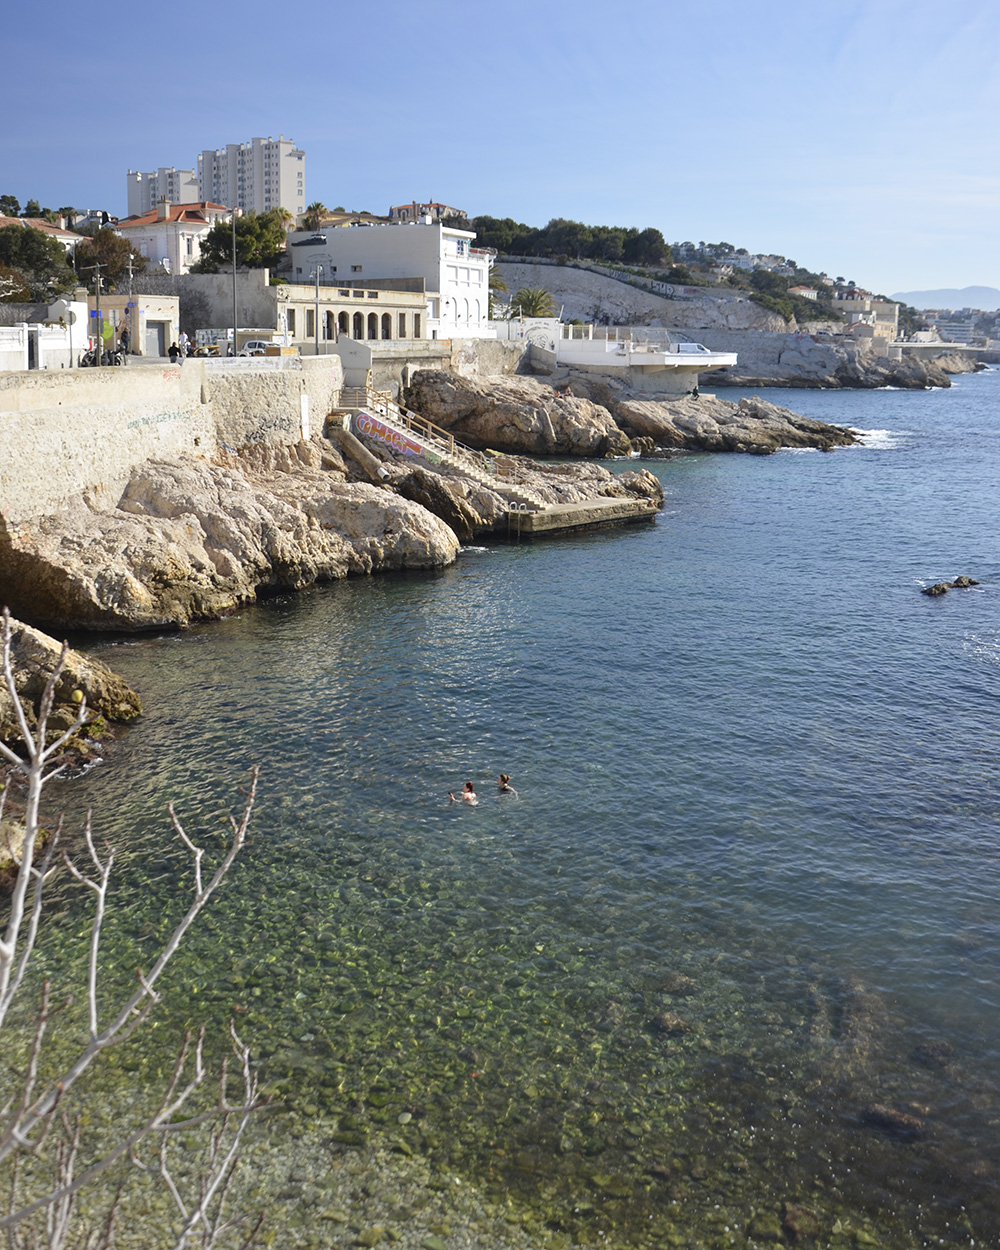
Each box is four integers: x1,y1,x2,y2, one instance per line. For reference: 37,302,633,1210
862,1102,927,1140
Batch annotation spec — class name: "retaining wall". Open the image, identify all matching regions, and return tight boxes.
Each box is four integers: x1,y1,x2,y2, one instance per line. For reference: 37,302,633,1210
0,357,343,526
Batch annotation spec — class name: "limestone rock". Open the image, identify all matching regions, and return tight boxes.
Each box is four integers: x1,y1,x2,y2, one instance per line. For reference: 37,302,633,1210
0,616,142,744
610,392,857,454
404,371,632,457
0,438,460,632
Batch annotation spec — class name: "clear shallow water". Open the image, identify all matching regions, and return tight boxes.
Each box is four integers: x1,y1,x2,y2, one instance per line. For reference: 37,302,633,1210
53,371,1000,1246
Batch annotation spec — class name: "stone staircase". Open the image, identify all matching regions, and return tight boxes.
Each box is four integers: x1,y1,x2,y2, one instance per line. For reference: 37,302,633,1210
337,387,548,511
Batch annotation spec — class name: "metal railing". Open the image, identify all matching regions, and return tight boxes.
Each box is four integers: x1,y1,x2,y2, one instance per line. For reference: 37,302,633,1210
337,386,548,508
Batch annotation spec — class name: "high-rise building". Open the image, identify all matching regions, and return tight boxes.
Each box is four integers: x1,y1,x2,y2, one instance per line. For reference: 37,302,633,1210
196,135,305,215
126,167,199,217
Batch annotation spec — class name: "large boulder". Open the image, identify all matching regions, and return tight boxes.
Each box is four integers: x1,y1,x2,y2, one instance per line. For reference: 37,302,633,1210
404,371,632,457
587,389,857,455
0,438,460,632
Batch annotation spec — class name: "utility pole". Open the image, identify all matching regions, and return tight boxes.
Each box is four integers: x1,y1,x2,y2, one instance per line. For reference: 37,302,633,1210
81,261,104,366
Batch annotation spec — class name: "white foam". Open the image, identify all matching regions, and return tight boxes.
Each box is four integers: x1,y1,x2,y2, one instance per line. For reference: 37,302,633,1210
460,545,491,555
963,629,1000,667
852,428,907,450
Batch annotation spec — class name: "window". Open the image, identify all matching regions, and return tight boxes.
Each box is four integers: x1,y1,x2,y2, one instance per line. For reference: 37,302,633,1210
414,314,421,338
398,313,406,338
306,309,314,337
287,309,296,335
351,265,362,272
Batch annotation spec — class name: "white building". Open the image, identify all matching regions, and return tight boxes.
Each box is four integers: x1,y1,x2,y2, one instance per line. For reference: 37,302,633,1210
0,215,83,257
388,201,466,223
126,167,199,217
116,202,231,276
285,220,493,338
197,136,305,215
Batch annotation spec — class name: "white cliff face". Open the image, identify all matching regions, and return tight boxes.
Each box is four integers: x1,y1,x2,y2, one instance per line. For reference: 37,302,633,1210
494,262,786,331
1,440,461,632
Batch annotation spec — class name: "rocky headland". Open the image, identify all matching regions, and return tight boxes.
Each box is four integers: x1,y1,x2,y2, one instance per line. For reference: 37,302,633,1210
404,371,858,456
493,261,982,390
1,360,855,636
0,429,662,633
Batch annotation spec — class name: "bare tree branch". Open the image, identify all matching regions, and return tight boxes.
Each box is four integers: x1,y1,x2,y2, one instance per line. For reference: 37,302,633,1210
0,608,266,1247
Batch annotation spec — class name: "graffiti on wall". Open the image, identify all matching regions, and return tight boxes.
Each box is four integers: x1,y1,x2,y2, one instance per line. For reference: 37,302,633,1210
354,411,425,458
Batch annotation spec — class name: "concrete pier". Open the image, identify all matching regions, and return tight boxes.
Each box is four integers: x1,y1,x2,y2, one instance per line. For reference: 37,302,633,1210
505,495,659,536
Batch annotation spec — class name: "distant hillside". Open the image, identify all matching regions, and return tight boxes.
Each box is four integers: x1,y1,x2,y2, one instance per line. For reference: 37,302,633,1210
892,285,1000,310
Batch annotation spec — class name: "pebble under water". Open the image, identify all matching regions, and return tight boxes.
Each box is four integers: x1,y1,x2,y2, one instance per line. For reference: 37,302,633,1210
37,370,1000,1248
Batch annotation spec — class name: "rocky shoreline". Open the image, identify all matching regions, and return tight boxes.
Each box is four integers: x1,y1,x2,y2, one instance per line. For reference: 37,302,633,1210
405,371,859,456
0,371,858,637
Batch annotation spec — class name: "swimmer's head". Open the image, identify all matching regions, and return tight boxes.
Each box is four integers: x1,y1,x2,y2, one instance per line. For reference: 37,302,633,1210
499,774,510,785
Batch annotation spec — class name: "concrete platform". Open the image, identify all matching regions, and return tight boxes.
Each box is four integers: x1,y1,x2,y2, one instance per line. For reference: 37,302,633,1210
505,495,659,536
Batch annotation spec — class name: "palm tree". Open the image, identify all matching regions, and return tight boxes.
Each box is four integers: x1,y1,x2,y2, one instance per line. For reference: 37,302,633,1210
302,202,327,231
511,286,556,318
488,266,508,319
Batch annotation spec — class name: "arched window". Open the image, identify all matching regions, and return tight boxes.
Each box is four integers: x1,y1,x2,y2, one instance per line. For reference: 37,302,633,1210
381,313,391,340
325,311,335,340
353,312,364,338
367,312,378,339
339,311,349,335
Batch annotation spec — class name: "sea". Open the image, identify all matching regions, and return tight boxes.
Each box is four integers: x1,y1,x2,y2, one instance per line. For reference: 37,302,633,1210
47,369,1000,1247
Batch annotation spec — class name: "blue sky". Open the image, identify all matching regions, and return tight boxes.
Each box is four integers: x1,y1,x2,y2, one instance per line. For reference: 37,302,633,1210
4,0,998,296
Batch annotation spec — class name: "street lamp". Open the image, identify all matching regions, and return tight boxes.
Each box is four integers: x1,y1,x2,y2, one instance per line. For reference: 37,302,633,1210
312,265,323,356
231,208,238,356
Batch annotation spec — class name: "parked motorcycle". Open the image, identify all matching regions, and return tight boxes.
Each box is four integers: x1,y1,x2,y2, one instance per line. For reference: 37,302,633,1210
79,346,127,367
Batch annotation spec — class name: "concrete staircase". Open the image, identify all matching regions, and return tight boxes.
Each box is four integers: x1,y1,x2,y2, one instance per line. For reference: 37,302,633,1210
337,386,548,511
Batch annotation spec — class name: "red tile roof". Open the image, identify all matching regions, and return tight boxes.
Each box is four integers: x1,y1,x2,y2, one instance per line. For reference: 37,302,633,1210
117,202,231,229
0,215,83,241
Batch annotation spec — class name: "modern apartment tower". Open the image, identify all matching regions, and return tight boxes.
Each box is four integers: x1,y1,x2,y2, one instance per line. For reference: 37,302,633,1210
197,135,305,215
126,167,199,216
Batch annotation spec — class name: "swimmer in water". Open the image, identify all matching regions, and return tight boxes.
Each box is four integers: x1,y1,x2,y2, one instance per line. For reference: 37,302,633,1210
497,773,518,796
449,781,478,805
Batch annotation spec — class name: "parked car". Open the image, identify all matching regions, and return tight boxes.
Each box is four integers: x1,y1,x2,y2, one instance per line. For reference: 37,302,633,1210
238,340,271,356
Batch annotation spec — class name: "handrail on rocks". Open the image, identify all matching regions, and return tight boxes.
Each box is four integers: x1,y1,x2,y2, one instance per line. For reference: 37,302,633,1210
339,385,548,510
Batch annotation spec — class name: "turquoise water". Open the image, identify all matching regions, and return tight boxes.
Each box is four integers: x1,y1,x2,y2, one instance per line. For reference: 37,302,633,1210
61,370,1000,1246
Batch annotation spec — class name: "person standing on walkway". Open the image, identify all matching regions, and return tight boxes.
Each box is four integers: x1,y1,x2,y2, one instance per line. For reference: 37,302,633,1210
168,341,180,365
177,330,189,363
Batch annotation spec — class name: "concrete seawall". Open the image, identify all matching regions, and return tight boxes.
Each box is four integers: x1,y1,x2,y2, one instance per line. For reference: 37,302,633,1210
0,357,343,526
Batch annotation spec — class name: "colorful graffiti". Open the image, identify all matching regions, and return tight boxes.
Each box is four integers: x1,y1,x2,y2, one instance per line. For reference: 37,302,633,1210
354,411,425,458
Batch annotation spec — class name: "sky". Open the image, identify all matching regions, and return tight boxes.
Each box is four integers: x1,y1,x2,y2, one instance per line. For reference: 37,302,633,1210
3,0,998,297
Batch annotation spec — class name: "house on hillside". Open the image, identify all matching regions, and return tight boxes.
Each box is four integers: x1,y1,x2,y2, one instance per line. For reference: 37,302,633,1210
116,201,231,275
285,219,493,338
0,216,84,257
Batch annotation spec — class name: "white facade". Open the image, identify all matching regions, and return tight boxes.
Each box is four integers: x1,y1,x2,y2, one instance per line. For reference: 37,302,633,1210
116,202,230,276
126,167,198,217
197,136,305,215
0,298,88,371
285,221,493,338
